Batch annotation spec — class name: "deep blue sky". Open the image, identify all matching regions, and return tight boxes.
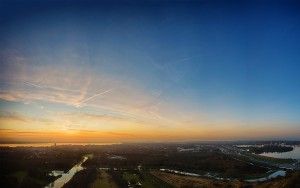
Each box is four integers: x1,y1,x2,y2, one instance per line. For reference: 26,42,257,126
0,0,300,141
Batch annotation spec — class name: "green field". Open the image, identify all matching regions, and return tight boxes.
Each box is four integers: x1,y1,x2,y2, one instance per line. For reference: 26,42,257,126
90,170,118,188
10,171,27,185
120,170,173,188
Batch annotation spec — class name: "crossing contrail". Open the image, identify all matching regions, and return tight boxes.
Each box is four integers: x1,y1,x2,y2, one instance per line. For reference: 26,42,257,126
24,81,80,93
76,89,114,107
24,81,43,88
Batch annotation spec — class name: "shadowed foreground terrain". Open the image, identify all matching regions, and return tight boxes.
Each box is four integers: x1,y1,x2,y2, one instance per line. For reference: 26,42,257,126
151,171,300,188
0,142,299,188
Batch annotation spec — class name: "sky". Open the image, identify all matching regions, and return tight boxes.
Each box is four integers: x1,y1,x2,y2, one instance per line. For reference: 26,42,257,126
0,0,300,143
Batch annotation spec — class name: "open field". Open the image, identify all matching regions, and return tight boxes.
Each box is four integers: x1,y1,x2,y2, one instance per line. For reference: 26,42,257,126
90,170,118,188
109,169,173,188
151,171,300,188
151,171,242,188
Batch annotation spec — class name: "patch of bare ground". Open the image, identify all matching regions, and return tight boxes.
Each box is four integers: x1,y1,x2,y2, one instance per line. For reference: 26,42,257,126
151,171,243,188
151,171,300,188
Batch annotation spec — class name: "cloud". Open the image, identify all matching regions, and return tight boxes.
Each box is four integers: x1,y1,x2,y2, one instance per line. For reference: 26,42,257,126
0,61,175,128
1,124,299,143
0,111,57,132
0,112,30,122
0,50,160,109
0,47,201,131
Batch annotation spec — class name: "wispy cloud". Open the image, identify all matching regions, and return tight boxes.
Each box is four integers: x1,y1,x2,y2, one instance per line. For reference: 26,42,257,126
0,48,194,130
0,112,30,122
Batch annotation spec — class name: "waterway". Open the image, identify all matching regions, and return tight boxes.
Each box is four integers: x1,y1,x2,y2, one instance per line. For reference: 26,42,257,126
245,170,286,182
160,168,287,182
260,146,300,159
45,156,88,188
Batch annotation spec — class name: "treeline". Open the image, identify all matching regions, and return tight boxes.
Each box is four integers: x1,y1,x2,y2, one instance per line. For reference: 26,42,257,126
62,167,97,188
0,146,86,188
109,169,174,188
110,170,128,187
83,148,267,178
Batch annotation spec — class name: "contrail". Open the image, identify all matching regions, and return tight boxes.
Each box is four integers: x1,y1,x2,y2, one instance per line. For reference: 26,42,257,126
24,81,80,93
24,81,43,88
77,89,113,107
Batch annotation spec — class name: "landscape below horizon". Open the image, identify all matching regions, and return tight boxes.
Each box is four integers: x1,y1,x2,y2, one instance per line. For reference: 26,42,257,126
1,0,300,187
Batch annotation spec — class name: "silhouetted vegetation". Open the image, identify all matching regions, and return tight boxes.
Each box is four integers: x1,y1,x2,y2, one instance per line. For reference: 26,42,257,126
0,145,87,188
0,142,299,188
62,167,97,188
83,144,267,179
248,145,293,154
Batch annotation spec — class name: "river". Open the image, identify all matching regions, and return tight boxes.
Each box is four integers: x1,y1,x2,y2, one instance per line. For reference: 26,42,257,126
160,168,287,182
245,170,286,182
260,146,300,159
45,156,88,188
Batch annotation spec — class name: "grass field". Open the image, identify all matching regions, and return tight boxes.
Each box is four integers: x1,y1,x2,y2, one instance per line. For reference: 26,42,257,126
9,170,54,187
112,170,173,188
123,171,140,183
10,171,27,185
140,172,173,188
90,170,118,188
151,170,241,188
151,170,300,188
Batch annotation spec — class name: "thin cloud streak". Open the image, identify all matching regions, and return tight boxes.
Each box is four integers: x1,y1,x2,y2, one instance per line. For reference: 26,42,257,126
24,81,81,93
76,88,114,107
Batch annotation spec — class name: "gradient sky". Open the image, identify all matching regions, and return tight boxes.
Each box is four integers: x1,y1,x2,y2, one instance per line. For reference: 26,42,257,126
0,0,300,143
